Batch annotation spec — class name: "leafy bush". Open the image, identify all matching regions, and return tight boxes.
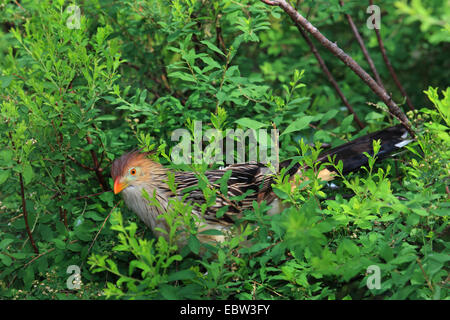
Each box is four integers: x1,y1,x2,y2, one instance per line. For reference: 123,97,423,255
0,0,448,300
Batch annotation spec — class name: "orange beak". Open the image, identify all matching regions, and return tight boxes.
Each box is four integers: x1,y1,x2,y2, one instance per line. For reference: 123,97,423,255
113,178,128,194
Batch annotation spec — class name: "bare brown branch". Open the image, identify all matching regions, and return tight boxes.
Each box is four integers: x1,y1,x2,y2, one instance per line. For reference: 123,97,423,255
67,154,94,171
339,0,385,89
8,131,39,254
370,0,415,111
297,25,365,129
86,134,108,191
19,173,39,254
260,0,414,137
417,258,434,292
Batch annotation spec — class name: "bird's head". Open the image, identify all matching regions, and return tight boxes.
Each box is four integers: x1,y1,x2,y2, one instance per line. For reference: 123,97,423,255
111,150,166,194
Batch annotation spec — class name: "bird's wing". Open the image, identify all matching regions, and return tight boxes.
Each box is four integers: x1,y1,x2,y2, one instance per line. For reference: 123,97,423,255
174,163,276,225
172,125,412,224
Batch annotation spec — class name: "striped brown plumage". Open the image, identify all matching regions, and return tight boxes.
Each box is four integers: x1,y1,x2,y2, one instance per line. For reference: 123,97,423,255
111,124,410,243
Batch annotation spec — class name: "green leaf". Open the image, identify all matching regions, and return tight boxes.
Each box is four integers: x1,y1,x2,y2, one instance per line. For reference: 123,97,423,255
36,256,48,275
85,211,106,221
22,163,33,185
52,238,66,250
168,269,197,282
169,71,197,83
412,207,429,216
0,75,14,88
96,115,117,121
129,260,150,275
341,239,359,256
234,117,268,130
188,235,200,255
0,238,14,250
215,206,229,219
0,150,13,164
229,189,254,202
0,253,12,266
199,56,222,71
159,284,180,299
200,40,226,56
341,114,354,129
215,169,232,195
320,110,339,125
281,116,313,136
0,170,10,184
199,229,224,236
67,242,83,252
272,186,289,200
99,192,114,207
23,266,34,289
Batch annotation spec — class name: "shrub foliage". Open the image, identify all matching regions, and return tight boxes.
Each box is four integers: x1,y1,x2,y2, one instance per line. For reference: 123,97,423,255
0,0,448,299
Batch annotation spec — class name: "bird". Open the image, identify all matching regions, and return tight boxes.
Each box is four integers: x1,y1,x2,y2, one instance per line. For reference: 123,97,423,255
111,124,411,244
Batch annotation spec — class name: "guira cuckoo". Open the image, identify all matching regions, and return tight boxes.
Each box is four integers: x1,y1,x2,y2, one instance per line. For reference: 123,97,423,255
111,125,411,243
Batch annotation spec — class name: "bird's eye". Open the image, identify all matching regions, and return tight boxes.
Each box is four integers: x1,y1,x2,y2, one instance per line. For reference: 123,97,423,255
130,168,137,176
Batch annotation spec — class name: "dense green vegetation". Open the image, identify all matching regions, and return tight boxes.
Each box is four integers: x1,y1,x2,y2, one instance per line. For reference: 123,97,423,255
0,0,448,300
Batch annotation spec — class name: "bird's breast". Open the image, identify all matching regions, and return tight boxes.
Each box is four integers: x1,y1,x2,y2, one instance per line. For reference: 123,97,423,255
121,186,167,232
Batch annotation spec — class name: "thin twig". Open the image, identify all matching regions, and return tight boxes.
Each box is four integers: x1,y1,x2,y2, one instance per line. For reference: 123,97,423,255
417,258,434,292
308,123,348,141
339,0,385,89
87,200,120,255
13,0,26,11
67,154,94,171
251,280,284,297
86,134,108,191
91,124,108,168
8,131,39,254
272,122,280,173
75,190,111,200
215,10,227,55
22,240,78,269
56,113,68,228
19,173,39,254
260,0,414,138
296,25,365,129
216,21,227,53
369,0,415,111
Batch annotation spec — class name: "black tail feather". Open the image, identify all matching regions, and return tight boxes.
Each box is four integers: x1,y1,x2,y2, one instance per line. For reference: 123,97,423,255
282,124,411,176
